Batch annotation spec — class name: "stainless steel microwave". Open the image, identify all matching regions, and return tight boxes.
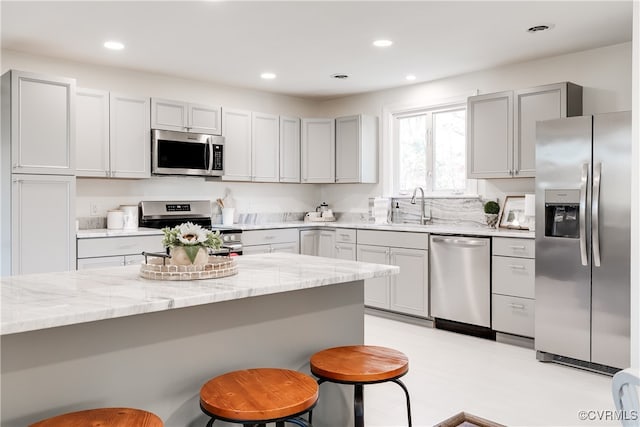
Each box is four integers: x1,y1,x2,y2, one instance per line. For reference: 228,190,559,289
152,129,224,177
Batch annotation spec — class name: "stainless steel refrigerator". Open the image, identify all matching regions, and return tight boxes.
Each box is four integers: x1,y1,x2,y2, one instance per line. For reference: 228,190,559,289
535,111,630,371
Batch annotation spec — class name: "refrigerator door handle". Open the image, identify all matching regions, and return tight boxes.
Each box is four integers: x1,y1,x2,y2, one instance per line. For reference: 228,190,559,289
592,162,602,267
579,162,589,266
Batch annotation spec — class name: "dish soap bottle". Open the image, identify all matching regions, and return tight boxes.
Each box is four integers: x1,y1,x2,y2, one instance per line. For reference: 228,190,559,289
393,202,401,223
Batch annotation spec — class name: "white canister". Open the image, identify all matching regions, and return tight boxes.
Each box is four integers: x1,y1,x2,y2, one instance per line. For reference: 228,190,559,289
120,205,139,230
222,207,235,226
107,210,124,230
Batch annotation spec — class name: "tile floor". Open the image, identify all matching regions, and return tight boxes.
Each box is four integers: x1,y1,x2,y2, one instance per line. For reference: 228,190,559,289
363,314,617,427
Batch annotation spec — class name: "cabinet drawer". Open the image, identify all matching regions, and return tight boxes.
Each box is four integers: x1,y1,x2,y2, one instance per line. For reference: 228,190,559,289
492,294,535,338
492,237,535,258
77,235,164,258
492,256,535,298
357,230,428,250
335,229,356,243
242,228,298,246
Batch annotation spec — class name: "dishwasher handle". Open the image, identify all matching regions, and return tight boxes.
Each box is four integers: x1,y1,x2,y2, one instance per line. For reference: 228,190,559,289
431,236,488,247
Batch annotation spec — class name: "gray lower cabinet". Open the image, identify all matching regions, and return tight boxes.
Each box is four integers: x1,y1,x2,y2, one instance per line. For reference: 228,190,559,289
300,229,336,257
491,237,536,337
356,230,429,318
76,234,164,270
334,229,356,261
242,229,299,254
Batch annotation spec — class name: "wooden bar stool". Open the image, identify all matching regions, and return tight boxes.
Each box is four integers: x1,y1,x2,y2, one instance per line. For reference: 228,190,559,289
200,368,318,426
29,407,163,427
309,345,412,427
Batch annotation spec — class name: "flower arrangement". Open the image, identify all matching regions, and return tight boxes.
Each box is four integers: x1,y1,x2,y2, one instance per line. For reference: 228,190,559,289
162,222,223,264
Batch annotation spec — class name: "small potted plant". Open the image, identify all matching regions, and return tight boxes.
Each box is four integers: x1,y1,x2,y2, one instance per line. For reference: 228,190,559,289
162,222,223,265
483,200,500,228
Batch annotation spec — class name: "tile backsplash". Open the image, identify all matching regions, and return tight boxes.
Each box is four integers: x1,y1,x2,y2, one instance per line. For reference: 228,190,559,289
370,196,487,228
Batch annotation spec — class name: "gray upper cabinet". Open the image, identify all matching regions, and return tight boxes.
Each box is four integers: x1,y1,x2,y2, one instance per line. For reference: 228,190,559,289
467,91,513,179
222,108,252,181
335,114,378,183
151,98,221,135
251,112,279,183
76,89,150,178
109,93,151,178
279,116,300,183
301,118,335,183
467,82,582,179
5,70,75,175
76,88,110,177
513,83,582,177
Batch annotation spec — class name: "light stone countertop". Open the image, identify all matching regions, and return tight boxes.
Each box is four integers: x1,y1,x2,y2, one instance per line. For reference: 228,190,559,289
234,221,535,239
76,227,164,238
77,222,534,239
1,253,398,336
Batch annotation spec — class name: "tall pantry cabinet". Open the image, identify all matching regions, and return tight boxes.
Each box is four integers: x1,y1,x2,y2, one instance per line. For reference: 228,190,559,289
1,70,76,276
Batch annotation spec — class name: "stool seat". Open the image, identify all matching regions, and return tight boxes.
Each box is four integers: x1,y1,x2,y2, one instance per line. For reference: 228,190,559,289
310,345,409,383
309,345,412,427
29,407,163,427
200,368,318,423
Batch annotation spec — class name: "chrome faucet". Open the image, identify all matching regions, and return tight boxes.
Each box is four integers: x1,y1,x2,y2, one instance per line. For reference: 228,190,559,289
410,186,431,225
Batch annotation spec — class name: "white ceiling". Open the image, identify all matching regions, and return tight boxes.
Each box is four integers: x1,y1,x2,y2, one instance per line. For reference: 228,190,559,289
1,1,633,100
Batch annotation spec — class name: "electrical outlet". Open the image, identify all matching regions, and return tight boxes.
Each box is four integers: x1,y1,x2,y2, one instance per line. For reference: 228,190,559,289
90,203,98,216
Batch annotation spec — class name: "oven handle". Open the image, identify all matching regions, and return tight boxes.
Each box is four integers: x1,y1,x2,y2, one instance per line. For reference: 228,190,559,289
206,137,214,173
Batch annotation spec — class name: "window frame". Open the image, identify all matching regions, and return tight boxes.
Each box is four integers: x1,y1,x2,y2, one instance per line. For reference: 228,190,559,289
391,101,477,197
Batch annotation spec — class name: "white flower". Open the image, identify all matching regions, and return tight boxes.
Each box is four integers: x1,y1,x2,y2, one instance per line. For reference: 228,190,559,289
176,222,209,246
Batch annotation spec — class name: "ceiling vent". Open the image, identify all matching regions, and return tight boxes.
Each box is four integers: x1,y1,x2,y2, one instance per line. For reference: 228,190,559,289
527,25,551,33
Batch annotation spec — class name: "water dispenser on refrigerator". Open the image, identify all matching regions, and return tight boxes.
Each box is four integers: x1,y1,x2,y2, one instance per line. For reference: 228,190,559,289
544,189,580,238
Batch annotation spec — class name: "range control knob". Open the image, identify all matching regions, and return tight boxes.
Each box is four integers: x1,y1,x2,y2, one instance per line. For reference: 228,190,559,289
223,235,230,242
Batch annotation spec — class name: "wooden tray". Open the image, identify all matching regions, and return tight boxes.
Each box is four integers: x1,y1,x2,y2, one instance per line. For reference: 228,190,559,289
434,412,505,427
140,256,238,281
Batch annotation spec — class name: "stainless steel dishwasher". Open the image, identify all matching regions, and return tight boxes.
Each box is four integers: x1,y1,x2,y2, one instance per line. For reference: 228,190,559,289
430,235,491,328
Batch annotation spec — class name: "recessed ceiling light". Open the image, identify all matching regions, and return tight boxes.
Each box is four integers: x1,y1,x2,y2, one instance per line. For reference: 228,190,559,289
405,74,416,81
260,72,276,80
373,39,393,47
527,24,553,33
103,41,124,50
331,74,349,79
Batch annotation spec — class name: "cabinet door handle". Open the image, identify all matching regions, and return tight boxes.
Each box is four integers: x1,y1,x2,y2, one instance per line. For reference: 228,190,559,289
264,235,275,240
509,303,526,310
508,264,526,270
509,245,526,250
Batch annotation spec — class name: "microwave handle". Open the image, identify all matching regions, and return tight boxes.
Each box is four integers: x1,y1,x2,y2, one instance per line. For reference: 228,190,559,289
206,137,214,173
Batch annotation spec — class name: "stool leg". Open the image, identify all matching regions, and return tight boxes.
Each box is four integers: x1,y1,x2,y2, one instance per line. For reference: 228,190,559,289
286,418,312,427
354,384,364,427
391,378,412,427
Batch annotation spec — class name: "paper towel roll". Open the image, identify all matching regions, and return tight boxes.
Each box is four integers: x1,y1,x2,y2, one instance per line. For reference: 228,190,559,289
524,194,536,217
373,197,389,224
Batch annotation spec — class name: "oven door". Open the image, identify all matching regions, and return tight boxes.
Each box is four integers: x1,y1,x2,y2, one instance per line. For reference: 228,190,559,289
152,129,224,176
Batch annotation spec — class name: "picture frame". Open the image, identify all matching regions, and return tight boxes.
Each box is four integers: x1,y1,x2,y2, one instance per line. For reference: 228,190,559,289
498,195,530,230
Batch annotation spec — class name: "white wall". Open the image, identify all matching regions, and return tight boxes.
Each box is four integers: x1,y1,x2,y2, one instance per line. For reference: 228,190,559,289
631,2,639,369
316,42,632,212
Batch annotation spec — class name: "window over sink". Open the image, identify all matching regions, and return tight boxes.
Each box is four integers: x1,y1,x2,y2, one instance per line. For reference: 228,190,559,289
392,102,476,196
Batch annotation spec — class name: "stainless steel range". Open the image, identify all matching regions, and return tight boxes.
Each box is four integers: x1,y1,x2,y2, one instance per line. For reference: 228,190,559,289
139,200,242,255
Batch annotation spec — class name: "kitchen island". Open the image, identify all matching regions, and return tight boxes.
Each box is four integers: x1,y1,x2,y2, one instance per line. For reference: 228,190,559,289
1,253,398,427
